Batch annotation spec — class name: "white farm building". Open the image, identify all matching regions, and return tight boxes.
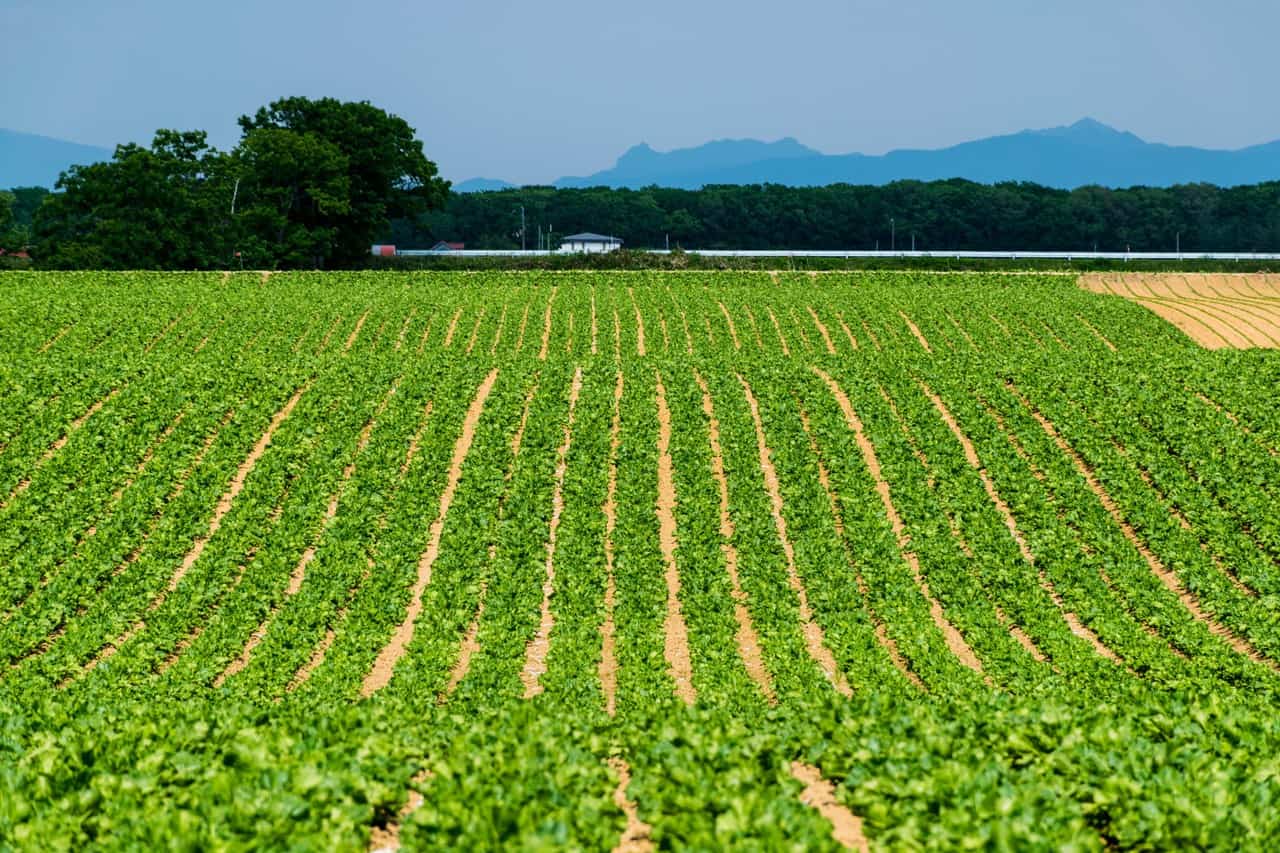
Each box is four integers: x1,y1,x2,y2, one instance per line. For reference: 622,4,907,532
560,233,623,254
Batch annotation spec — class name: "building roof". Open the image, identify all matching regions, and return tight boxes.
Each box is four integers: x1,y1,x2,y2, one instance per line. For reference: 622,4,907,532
561,233,623,244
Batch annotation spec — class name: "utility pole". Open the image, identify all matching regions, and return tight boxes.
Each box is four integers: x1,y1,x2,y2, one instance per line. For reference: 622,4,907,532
514,205,526,251
1177,231,1181,257
891,218,896,253
911,233,915,252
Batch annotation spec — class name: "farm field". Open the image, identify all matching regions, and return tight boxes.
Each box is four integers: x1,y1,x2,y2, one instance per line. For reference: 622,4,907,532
2,270,1280,850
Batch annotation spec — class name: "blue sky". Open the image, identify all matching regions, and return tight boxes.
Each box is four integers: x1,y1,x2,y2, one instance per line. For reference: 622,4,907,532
1,0,1275,183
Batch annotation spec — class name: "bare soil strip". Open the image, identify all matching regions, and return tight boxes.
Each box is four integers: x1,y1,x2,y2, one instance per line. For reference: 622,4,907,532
1164,297,1280,346
789,307,813,351
539,288,558,360
944,313,979,351
718,302,742,350
343,311,371,354
442,308,463,348
695,373,777,704
361,369,500,697
490,304,507,356
744,307,766,350
655,374,695,705
395,308,418,351
367,771,430,853
609,758,654,853
521,367,584,698
806,307,837,354
658,312,670,352
515,304,530,354
443,380,540,701
703,315,716,348
739,376,852,697
629,288,646,356
465,307,486,355
1193,391,1278,458
899,311,933,353
767,307,791,356
797,407,923,689
1011,382,1277,670
679,309,694,354
216,383,397,687
859,319,882,352
144,311,189,354
613,310,623,362
1112,437,1257,600
77,386,307,681
790,762,870,852
38,325,74,354
921,383,1119,663
1076,315,1117,351
316,315,344,354
814,369,986,677
591,292,599,355
1081,273,1280,349
835,313,859,350
2,388,121,512
600,372,625,716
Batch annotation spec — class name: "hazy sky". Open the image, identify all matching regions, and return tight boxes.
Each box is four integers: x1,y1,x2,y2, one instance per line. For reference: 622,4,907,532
2,0,1276,183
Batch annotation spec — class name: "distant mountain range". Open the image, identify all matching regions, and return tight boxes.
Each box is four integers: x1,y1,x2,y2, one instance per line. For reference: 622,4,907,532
456,119,1280,192
10,120,1280,195
1,129,113,189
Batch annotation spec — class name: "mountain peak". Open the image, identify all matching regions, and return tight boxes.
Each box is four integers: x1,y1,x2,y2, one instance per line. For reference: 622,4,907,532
1030,117,1145,146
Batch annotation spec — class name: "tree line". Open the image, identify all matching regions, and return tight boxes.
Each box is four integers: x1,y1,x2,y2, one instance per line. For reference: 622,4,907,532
7,100,1280,268
5,97,448,269
396,181,1280,254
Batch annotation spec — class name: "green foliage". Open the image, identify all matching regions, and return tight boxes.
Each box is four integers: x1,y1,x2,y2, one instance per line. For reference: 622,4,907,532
27,98,447,270
0,271,1277,849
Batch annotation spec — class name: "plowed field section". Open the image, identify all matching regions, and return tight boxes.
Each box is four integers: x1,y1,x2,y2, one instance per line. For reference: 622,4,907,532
1081,273,1280,349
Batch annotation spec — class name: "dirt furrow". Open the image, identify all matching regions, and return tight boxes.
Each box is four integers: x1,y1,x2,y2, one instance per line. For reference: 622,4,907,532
1011,382,1278,671
694,372,776,704
718,302,741,350
74,385,309,682
1076,315,1117,351
834,313,859,350
539,287,558,360
678,309,694,354
514,303,530,354
766,307,790,356
814,368,986,678
609,758,654,853
442,308,463,348
464,307,486,355
655,374,695,705
37,325,73,354
591,292,599,355
215,382,397,687
521,367,584,698
395,308,418,351
443,379,539,701
490,303,507,356
921,383,1119,664
144,311,190,354
788,307,813,350
367,771,430,852
2,387,121,512
315,315,344,354
361,368,500,697
739,375,852,698
797,407,924,689
629,288,646,356
790,762,870,852
744,307,766,350
600,372,624,716
897,311,933,353
807,307,837,354
343,310,371,353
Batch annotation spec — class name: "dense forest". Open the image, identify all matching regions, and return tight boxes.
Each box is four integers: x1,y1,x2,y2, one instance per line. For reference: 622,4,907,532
392,181,1280,254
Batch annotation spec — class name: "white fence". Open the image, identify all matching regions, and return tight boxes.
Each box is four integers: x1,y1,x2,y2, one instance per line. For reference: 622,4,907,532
389,249,1280,261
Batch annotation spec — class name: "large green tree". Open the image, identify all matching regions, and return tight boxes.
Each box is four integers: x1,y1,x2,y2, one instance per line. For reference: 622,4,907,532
237,97,449,266
34,130,237,269
0,191,13,249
